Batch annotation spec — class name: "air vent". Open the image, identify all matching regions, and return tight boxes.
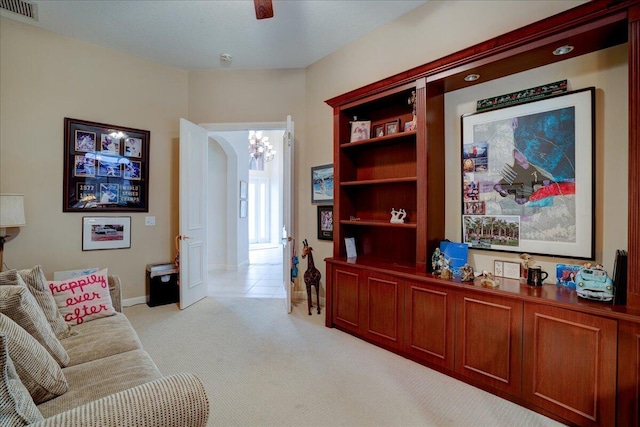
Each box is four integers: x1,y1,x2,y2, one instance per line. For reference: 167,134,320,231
0,0,38,21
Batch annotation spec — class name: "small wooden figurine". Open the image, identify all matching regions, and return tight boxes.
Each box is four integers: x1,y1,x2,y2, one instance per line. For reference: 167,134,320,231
302,239,321,316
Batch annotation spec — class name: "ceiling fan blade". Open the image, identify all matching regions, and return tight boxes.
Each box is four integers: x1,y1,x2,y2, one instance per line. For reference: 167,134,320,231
254,0,274,20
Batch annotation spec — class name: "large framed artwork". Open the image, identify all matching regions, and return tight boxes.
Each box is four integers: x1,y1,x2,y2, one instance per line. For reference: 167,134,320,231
461,87,594,259
63,118,150,212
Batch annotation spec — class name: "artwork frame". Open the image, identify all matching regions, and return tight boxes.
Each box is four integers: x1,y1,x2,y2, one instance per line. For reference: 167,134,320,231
240,180,248,199
385,119,400,135
311,164,334,204
64,118,150,212
82,216,131,251
350,121,371,142
239,200,248,218
461,87,595,259
373,124,384,138
317,205,333,241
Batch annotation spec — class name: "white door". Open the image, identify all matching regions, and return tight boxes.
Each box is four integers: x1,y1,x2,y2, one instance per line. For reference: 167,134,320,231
282,116,294,313
178,118,208,309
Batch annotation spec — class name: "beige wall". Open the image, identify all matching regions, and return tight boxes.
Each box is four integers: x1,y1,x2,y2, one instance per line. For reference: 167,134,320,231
0,18,188,300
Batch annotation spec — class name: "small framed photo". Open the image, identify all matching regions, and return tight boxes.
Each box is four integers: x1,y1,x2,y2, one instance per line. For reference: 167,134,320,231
240,180,248,199
494,260,520,279
404,121,415,132
385,119,400,135
373,125,384,138
240,200,248,218
311,164,333,204
82,216,131,251
350,120,371,142
317,206,333,241
494,261,504,277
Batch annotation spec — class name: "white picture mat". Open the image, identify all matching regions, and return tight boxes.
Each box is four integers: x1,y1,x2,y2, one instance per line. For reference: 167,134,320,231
82,216,131,250
461,88,594,258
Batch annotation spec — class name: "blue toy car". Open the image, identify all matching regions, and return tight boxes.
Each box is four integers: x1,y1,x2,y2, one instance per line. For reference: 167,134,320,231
575,267,614,302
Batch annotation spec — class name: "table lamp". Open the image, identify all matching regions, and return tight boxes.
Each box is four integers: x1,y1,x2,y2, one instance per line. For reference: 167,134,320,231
0,194,26,270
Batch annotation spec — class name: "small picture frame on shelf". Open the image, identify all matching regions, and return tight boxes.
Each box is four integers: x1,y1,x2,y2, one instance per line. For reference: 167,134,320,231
385,119,400,135
494,260,521,279
373,125,384,138
350,121,371,142
404,121,415,132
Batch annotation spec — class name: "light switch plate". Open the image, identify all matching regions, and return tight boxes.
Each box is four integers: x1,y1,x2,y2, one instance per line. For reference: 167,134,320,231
145,216,156,226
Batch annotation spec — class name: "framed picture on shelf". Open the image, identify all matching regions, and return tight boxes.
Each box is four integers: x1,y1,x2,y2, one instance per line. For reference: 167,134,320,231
373,125,384,138
385,119,400,135
311,164,333,204
82,216,131,251
64,118,150,212
350,121,371,142
317,206,333,241
461,87,595,259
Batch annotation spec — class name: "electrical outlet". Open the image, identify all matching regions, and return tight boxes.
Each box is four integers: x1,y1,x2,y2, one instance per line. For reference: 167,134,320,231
145,216,156,226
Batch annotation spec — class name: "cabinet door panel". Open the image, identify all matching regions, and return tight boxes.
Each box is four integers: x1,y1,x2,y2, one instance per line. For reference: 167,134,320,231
455,294,522,395
404,281,454,369
523,304,617,427
364,273,402,349
618,320,640,427
333,267,361,334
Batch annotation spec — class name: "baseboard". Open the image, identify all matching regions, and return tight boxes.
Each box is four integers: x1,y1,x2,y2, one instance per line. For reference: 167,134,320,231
123,296,147,307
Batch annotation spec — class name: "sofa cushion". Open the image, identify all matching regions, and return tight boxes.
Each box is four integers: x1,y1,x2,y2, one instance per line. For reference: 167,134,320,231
36,349,162,418
0,333,44,426
0,285,69,367
0,314,68,404
48,269,116,326
61,312,143,366
17,265,74,339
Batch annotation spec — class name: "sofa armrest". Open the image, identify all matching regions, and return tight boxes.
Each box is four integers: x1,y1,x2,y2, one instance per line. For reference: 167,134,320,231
108,275,122,313
30,373,209,427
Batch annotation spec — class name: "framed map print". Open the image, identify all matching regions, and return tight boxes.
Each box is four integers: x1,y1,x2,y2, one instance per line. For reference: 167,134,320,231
461,87,594,259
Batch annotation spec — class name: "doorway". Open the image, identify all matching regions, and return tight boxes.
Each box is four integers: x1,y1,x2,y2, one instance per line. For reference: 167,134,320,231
200,124,287,299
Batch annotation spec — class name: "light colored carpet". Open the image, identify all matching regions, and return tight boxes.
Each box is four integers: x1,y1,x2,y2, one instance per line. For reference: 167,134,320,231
124,297,565,427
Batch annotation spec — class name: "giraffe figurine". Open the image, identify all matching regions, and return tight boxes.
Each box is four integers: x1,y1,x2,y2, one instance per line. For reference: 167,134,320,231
301,239,321,315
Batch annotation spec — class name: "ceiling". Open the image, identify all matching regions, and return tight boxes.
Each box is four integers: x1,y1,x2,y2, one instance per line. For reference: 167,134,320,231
1,0,428,71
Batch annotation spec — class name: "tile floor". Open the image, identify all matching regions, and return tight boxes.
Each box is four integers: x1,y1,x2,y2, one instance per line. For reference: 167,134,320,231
207,245,286,298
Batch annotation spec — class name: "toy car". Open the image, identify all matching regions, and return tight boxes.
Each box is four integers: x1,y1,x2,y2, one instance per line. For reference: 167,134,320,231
575,267,614,302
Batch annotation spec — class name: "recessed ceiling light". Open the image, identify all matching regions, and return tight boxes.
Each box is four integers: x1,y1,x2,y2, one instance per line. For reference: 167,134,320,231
553,45,574,56
464,74,480,82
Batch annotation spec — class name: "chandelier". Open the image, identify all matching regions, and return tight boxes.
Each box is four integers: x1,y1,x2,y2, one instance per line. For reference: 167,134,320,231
248,131,275,163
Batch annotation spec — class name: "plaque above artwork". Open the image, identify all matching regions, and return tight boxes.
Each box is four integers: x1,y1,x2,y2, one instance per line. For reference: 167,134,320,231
63,118,150,212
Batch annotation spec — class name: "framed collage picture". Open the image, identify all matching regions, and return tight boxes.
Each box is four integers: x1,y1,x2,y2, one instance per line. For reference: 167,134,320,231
461,88,594,258
63,118,150,212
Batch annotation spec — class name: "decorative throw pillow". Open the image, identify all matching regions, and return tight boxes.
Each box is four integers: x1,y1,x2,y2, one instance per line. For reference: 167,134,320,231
0,313,68,404
48,269,116,326
0,333,44,426
0,284,70,367
17,265,74,339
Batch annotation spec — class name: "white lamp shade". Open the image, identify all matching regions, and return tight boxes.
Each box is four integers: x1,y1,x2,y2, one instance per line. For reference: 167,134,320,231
0,194,26,227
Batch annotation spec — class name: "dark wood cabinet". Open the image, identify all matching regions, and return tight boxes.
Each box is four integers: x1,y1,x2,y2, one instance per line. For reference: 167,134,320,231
325,1,640,425
617,320,640,426
455,293,523,396
522,304,617,426
404,280,455,370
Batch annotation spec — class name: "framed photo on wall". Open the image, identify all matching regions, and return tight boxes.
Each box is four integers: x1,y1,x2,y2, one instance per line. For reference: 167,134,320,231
64,118,150,212
82,216,131,251
311,164,333,204
461,87,595,258
317,205,333,241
